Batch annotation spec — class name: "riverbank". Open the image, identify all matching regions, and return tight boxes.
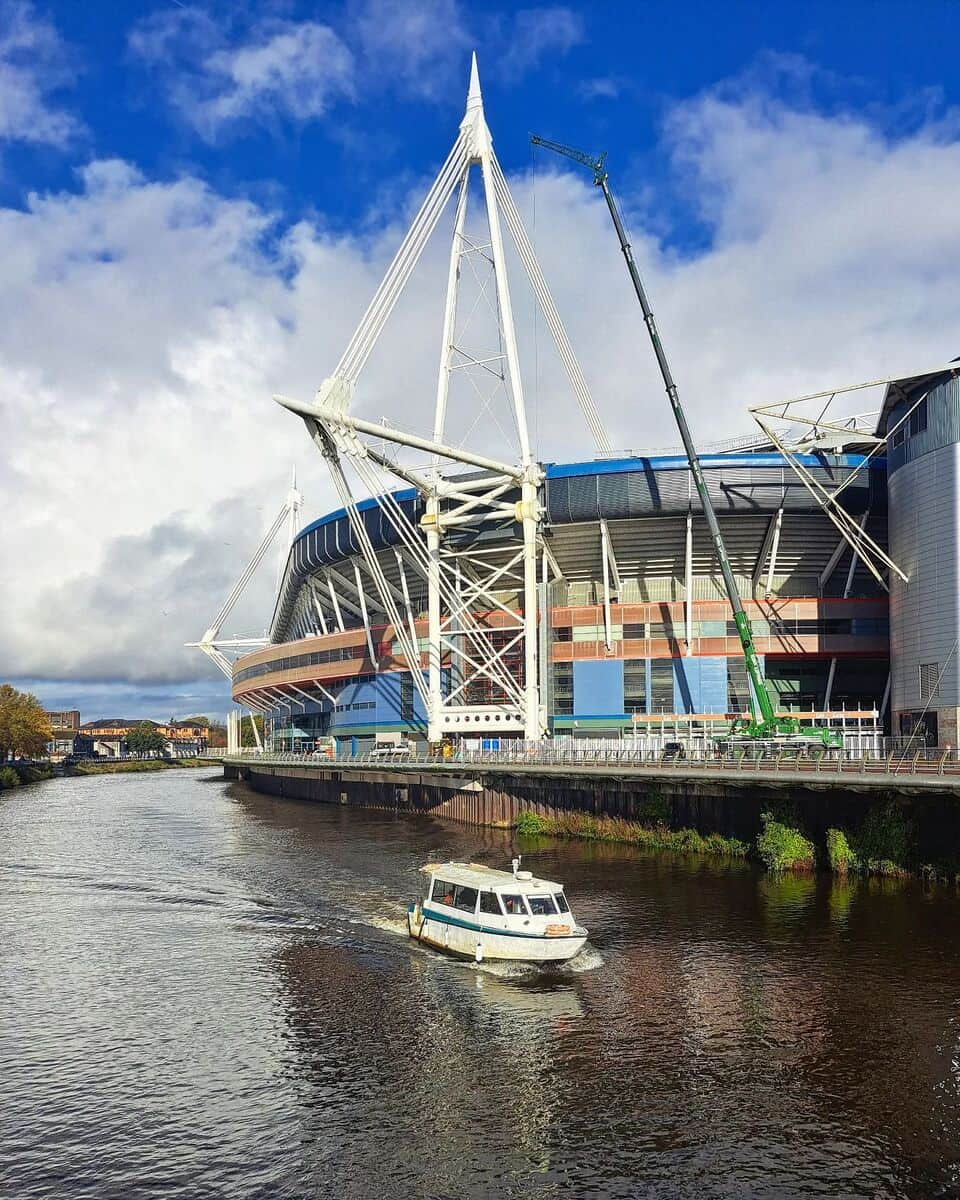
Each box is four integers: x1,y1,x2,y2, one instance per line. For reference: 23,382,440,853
0,763,55,791
225,756,960,882
69,758,210,776
513,807,924,879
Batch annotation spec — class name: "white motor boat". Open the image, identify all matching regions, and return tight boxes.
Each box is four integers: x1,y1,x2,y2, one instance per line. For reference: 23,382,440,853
408,858,588,964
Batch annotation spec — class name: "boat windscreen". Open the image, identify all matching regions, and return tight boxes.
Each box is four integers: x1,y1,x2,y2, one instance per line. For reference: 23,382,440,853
479,891,502,915
501,894,526,915
527,896,558,915
431,879,456,905
453,885,478,913
554,892,570,913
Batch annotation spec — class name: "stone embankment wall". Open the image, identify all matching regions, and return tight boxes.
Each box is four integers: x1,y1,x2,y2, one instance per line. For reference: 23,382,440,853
223,760,960,871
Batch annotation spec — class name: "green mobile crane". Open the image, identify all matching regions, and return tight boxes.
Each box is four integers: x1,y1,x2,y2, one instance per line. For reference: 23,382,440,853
531,135,841,750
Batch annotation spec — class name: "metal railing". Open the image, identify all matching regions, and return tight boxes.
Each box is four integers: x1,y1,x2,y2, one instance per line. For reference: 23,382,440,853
222,745,960,779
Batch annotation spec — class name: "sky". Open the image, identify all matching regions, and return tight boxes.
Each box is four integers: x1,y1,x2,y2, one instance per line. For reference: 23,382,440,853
3,0,960,723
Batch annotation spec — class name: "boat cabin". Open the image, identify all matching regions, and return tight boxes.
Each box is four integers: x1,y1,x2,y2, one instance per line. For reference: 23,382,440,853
420,862,573,924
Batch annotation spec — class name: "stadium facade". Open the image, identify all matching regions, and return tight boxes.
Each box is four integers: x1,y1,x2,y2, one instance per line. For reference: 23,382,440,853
221,59,957,754
231,446,894,750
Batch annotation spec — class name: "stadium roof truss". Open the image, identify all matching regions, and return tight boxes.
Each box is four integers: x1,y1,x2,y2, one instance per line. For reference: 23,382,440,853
750,364,960,591
274,56,610,741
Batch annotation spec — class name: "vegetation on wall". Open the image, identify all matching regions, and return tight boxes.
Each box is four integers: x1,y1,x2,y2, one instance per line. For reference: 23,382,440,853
514,810,749,858
755,813,816,872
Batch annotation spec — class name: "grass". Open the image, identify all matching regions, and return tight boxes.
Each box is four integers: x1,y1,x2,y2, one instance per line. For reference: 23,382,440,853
514,809,749,859
70,757,209,776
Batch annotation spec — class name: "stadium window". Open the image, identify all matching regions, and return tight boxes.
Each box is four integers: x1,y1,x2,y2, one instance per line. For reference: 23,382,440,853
909,397,928,436
919,662,941,700
727,660,751,714
553,663,573,715
400,674,415,721
649,660,673,712
624,660,646,714
622,623,645,640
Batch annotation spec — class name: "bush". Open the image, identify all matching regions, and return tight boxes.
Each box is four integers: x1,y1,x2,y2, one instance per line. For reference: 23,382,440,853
0,766,21,790
515,810,549,835
756,812,815,872
826,828,858,874
851,802,915,874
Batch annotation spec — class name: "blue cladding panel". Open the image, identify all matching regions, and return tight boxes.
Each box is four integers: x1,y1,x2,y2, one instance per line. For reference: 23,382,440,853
673,657,729,713
573,660,625,717
328,671,429,730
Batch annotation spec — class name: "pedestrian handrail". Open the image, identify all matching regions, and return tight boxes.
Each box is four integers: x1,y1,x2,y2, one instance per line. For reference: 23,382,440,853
222,744,960,779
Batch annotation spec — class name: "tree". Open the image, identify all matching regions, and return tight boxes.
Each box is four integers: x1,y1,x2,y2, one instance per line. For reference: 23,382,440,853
240,715,264,748
0,685,52,760
181,715,210,728
206,724,228,749
126,722,167,758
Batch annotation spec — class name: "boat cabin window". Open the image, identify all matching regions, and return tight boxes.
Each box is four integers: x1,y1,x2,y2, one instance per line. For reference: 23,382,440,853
431,879,456,906
553,892,570,913
501,894,526,915
527,895,558,916
453,885,478,913
478,891,502,915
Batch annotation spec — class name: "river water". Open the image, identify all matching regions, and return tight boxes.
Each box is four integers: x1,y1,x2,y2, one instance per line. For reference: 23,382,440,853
2,772,960,1198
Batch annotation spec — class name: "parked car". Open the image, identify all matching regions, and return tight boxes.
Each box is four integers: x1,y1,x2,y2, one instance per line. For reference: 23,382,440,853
369,743,413,760
661,741,686,762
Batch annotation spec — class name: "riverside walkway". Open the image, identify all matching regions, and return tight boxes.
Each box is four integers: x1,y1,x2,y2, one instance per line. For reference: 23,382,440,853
222,747,960,795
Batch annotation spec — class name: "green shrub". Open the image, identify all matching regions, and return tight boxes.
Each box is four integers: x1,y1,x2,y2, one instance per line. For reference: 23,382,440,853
756,812,815,872
826,827,858,874
0,766,21,790
851,802,915,873
515,810,549,835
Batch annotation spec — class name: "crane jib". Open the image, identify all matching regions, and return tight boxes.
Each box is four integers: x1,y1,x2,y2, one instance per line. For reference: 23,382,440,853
531,131,841,746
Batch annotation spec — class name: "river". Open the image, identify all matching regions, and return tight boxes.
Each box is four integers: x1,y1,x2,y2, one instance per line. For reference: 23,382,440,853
2,771,959,1198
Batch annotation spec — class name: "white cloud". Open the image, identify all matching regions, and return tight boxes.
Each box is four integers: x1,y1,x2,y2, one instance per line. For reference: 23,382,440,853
0,0,79,146
4,64,960,705
497,6,584,81
129,9,354,139
578,76,622,102
350,0,471,100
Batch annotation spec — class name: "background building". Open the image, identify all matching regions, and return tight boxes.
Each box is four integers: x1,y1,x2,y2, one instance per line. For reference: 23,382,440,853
884,366,960,747
79,719,208,758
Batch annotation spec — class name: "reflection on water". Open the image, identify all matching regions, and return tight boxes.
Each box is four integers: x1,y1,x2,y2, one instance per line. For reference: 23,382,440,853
2,773,960,1197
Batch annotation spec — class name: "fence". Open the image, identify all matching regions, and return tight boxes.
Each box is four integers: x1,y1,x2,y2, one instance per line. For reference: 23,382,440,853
223,743,960,778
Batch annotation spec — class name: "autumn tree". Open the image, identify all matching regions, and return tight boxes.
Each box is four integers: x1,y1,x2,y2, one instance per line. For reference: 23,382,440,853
0,685,53,760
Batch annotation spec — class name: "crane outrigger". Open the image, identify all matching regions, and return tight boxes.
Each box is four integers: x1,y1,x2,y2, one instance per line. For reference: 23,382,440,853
530,135,841,750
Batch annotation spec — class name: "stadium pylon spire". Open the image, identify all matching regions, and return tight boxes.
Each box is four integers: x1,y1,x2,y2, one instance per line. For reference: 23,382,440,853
275,55,611,741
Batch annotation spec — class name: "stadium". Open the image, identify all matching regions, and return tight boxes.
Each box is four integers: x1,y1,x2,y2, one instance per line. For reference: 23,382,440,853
211,60,957,756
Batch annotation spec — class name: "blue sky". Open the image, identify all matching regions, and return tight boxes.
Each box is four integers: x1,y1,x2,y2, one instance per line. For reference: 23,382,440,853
3,0,960,722
9,2,960,243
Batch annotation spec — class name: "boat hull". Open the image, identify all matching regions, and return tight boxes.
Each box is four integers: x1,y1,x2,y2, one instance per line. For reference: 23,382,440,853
408,904,587,964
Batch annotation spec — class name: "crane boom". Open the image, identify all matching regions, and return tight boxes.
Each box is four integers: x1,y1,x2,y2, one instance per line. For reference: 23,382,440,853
532,135,841,746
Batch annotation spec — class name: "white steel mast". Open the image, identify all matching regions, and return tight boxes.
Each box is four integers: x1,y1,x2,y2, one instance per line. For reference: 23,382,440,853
277,55,609,742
